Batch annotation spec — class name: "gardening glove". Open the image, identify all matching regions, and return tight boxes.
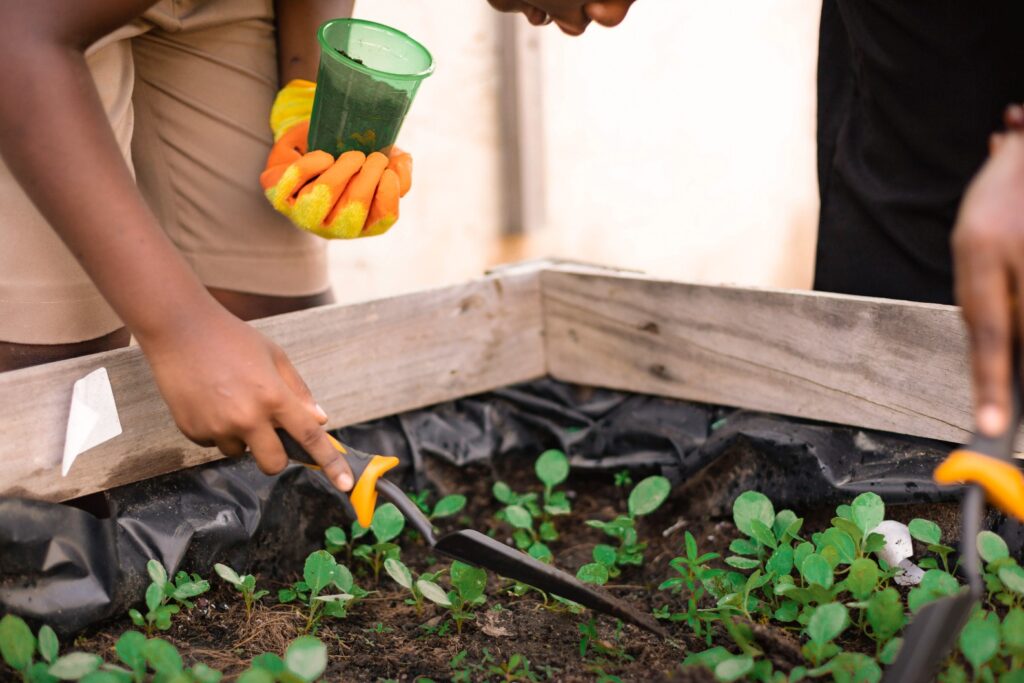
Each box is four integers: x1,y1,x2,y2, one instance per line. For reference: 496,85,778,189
260,79,413,239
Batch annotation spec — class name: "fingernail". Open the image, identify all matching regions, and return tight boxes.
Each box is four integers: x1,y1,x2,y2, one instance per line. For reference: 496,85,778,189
315,403,328,422
979,405,1007,436
337,472,354,491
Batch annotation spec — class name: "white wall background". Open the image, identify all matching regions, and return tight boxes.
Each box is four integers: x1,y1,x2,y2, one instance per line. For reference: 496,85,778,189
329,1,822,302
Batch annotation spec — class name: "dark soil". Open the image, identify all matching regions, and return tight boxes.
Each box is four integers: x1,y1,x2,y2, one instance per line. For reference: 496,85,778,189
70,455,962,682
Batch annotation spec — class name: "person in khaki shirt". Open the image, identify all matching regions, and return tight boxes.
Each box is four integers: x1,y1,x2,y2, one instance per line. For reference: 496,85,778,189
0,0,364,491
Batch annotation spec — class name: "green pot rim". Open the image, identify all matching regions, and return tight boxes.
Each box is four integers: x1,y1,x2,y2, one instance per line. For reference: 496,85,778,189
317,18,435,82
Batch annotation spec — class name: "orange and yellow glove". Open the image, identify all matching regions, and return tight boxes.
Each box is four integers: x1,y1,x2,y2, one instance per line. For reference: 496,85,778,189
260,79,412,239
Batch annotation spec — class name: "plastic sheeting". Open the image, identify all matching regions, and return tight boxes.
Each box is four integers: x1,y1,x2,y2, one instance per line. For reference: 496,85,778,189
0,379,961,633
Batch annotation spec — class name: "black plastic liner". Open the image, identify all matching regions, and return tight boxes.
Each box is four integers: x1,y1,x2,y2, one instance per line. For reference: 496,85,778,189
0,379,964,634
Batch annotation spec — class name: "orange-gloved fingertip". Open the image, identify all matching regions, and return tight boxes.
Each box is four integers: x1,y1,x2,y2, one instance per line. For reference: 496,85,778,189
364,168,400,236
387,148,413,197
350,454,401,528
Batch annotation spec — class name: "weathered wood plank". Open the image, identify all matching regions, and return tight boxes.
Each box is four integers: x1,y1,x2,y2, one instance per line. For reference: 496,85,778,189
542,266,977,445
1,270,545,502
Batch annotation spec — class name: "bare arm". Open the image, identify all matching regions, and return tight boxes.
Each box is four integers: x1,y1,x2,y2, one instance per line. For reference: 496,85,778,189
275,0,355,84
0,1,353,489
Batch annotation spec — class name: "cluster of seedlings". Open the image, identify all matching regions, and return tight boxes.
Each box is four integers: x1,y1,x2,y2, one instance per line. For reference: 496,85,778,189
2,448,1023,682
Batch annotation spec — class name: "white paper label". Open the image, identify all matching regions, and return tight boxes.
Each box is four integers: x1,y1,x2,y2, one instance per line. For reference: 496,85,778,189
62,367,122,476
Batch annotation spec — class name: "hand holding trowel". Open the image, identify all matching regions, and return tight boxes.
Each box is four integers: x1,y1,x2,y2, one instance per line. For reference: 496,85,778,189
275,429,667,637
883,361,1024,682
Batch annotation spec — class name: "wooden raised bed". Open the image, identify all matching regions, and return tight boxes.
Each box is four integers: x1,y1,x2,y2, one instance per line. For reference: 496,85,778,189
0,261,977,503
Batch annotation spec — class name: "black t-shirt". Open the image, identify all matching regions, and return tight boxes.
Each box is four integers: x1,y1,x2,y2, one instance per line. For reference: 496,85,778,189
814,0,1024,304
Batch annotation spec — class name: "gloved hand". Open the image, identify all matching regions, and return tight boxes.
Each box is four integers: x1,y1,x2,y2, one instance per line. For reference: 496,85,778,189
260,79,412,239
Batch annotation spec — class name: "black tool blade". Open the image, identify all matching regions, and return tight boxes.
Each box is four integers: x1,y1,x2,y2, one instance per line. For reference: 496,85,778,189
434,529,667,637
880,589,976,683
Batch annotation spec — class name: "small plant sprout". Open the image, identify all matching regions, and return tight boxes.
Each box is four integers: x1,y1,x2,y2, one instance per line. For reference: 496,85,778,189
128,559,210,636
586,475,671,570
493,449,573,559
411,491,468,522
214,563,269,620
278,550,364,634
444,561,488,634
384,557,451,616
238,635,328,683
351,502,406,584
655,530,723,641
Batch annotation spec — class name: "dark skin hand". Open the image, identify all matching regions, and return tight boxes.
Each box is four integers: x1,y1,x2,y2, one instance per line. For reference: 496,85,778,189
0,0,354,490
953,104,1024,437
487,0,635,35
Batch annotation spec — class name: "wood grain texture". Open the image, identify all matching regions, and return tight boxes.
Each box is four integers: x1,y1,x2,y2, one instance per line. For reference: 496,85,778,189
0,270,545,502
542,266,977,445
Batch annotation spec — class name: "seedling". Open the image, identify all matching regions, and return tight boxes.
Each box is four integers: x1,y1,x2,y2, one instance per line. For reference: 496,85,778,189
384,557,451,616
214,563,269,621
444,561,488,634
586,475,671,570
655,530,723,641
410,491,468,521
238,635,328,683
351,502,406,584
128,559,210,636
278,550,363,633
493,450,572,557
578,617,633,664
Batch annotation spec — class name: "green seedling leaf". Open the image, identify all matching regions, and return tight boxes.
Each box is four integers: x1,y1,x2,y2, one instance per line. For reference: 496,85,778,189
251,652,286,674
238,669,275,683
908,518,941,545
801,553,834,589
142,638,182,674
0,615,35,672
794,541,814,570
824,652,881,683
115,631,145,673
576,563,609,585
535,450,569,488
683,647,731,671
504,505,533,530
766,545,794,577
846,558,879,601
48,653,102,680
284,636,327,682
324,526,347,548
416,579,452,607
80,672,128,683
1004,608,1024,656
879,637,902,665
527,542,553,563
538,521,558,541
36,626,58,665
714,655,754,682
172,580,210,601
851,492,884,534
807,602,848,643
190,663,222,683
628,476,671,517
371,503,405,544
725,556,761,570
303,550,337,596
831,518,863,545
773,509,799,540
493,482,516,505
593,544,617,568
819,528,856,565
146,559,168,589
1000,565,1024,595
748,520,777,549
145,583,163,613
729,538,759,556
431,495,467,519
214,563,241,586
960,611,1000,670
835,504,853,520
978,530,1009,563
732,491,775,537
908,569,959,613
451,561,488,603
774,600,799,622
384,558,413,590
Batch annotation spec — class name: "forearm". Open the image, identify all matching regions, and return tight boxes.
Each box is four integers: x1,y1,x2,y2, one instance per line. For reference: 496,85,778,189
0,2,219,343
275,0,355,84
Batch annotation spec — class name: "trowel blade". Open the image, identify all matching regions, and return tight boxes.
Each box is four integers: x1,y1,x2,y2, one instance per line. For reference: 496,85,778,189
433,529,667,637
881,589,976,683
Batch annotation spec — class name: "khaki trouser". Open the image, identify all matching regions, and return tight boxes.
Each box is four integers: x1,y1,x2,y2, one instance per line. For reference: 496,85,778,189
0,0,328,344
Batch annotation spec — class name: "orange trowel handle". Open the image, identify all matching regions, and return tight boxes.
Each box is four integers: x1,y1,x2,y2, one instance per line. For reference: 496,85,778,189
275,428,399,528
935,367,1024,521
